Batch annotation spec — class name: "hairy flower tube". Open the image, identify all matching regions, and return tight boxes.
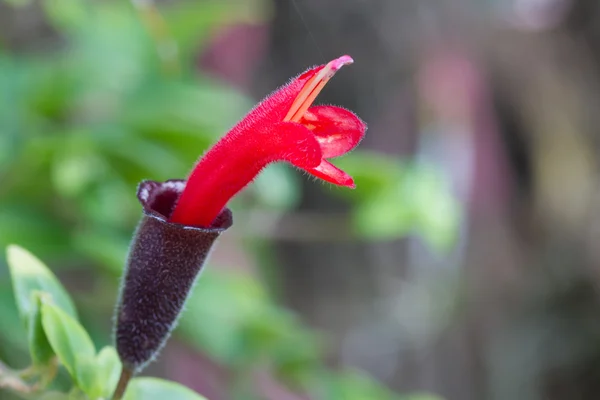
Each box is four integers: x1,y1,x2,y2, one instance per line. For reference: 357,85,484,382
170,54,366,227
112,55,365,398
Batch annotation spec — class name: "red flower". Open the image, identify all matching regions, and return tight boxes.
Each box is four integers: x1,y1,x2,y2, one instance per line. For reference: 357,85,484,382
170,55,366,227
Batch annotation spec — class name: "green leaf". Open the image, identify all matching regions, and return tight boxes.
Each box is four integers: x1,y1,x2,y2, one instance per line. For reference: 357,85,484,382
38,392,71,400
178,271,266,363
325,370,401,400
403,394,446,400
243,308,321,383
40,300,96,388
333,152,406,201
163,0,271,64
2,0,32,7
69,2,152,90
0,207,72,258
405,166,461,252
122,80,252,141
51,147,106,198
28,292,55,365
252,164,301,210
353,186,413,239
97,133,187,180
337,157,461,253
95,346,122,398
124,377,208,400
6,245,77,323
42,0,90,32
72,229,129,275
77,355,103,399
0,281,27,352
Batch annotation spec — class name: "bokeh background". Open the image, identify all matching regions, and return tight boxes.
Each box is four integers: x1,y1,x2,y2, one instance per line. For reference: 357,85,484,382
2,0,600,399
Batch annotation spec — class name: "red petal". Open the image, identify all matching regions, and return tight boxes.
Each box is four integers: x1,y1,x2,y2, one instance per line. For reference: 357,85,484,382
169,122,321,227
231,64,326,132
272,122,323,168
300,106,366,158
303,159,355,188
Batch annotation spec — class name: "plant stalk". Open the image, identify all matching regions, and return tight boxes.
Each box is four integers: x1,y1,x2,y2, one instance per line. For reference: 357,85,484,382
112,367,133,400
0,360,34,394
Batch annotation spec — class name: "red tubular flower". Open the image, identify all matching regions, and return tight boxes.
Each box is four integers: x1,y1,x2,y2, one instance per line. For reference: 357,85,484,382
112,57,366,392
169,55,366,228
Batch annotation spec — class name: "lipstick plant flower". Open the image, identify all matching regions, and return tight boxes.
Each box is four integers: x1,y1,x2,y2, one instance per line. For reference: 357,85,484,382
170,54,366,227
112,55,366,399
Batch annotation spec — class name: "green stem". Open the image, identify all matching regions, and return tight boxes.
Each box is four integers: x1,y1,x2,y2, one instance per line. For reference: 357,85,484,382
0,360,35,394
112,366,134,400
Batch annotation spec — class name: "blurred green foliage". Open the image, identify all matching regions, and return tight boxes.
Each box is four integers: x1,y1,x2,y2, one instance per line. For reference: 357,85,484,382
336,154,460,251
0,0,458,398
4,245,182,400
0,0,256,260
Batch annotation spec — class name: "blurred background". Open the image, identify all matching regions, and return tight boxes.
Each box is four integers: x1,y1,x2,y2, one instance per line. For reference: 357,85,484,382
3,0,600,399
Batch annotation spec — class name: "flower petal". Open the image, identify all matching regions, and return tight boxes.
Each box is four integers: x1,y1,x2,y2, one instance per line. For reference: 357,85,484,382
301,105,366,158
169,122,321,227
271,122,323,168
303,159,355,188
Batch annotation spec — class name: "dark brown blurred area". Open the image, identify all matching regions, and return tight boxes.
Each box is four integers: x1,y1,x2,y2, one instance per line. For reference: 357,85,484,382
252,0,600,399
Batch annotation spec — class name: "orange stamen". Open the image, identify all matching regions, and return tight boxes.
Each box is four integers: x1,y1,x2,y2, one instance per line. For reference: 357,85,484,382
284,55,354,123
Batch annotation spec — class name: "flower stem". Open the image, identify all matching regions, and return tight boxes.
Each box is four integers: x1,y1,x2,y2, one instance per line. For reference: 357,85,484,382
0,360,34,394
112,367,133,400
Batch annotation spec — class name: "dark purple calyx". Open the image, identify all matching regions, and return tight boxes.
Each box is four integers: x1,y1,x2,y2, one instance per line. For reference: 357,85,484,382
114,180,232,372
